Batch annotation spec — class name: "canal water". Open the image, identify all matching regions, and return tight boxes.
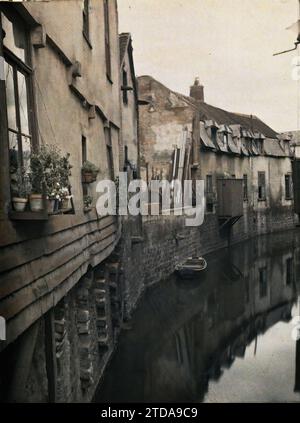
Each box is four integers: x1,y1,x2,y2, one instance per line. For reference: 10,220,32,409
96,230,300,403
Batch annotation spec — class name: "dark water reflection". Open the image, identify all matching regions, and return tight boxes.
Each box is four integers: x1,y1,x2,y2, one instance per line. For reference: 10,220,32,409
96,231,300,403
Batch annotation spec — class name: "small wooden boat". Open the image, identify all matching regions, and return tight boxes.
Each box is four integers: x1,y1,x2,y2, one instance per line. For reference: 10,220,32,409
175,256,207,279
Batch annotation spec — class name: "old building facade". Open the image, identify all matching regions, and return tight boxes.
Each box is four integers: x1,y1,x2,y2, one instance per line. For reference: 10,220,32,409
0,0,126,402
0,1,298,405
138,75,295,241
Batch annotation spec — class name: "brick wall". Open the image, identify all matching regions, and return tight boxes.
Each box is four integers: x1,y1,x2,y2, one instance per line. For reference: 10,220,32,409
120,206,296,317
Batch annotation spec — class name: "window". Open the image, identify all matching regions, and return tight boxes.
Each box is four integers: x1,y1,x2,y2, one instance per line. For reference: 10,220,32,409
122,68,128,105
257,140,263,155
81,136,87,196
103,0,111,80
211,127,217,146
206,175,213,193
285,174,293,200
286,257,293,286
82,136,87,164
259,267,267,298
223,133,228,149
258,171,266,200
105,127,114,179
243,174,248,200
1,11,35,188
82,0,90,42
206,175,213,212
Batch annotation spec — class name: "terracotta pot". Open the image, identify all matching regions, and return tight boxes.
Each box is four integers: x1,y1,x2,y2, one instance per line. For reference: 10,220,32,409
47,198,55,213
82,172,97,183
12,197,28,212
29,194,44,212
61,196,72,210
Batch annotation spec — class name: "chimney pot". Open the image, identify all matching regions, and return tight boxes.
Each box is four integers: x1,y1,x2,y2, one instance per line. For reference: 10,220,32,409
190,77,204,102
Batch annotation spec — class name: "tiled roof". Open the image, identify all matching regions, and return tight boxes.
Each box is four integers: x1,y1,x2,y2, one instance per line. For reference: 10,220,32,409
177,92,277,139
263,138,286,157
139,76,278,139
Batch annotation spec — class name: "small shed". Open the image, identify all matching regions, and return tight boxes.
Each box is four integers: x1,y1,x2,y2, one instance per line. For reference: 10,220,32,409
217,178,243,218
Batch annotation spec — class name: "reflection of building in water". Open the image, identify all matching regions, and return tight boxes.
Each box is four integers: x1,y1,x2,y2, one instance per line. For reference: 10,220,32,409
97,231,299,402
295,298,300,393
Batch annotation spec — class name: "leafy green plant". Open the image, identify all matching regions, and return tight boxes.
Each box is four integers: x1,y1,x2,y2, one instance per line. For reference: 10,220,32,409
11,167,31,198
82,160,99,175
83,195,93,208
30,144,72,196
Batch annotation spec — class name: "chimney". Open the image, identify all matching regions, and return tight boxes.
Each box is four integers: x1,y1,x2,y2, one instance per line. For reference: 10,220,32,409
190,77,204,102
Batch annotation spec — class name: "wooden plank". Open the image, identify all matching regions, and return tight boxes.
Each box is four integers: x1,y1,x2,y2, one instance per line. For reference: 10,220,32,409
0,232,120,350
0,218,117,273
0,223,117,301
0,230,118,320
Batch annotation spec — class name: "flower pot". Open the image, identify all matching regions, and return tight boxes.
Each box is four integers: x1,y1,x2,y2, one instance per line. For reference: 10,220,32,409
60,195,72,210
47,198,55,214
82,172,97,184
29,194,44,212
12,197,28,212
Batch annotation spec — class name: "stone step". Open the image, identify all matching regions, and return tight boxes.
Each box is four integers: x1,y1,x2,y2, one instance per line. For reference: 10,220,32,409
94,288,106,299
106,262,119,274
98,335,109,347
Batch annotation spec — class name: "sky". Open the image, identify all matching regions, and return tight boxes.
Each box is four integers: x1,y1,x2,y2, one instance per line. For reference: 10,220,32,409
118,0,300,133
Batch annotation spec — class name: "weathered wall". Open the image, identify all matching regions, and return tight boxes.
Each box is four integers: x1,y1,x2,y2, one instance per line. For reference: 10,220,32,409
120,40,138,170
0,253,124,403
97,230,298,402
0,0,122,350
120,199,295,318
138,76,194,181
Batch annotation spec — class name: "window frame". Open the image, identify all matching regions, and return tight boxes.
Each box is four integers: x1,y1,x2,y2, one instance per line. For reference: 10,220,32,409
122,67,128,105
223,132,229,149
206,174,213,194
103,0,112,82
285,173,293,200
105,127,114,180
243,174,248,201
82,0,91,47
286,257,294,286
258,171,266,201
259,267,268,298
1,10,38,167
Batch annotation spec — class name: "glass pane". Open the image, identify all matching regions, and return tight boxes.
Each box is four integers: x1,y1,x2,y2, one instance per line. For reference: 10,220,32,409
17,71,30,136
4,61,17,131
1,12,26,62
22,136,31,174
8,130,19,172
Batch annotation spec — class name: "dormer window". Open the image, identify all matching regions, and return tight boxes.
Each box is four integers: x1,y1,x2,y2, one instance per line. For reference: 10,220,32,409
223,133,228,149
211,127,217,145
122,68,128,105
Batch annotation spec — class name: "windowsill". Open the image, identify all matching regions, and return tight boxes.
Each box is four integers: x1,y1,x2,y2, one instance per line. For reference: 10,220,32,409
9,208,75,221
82,31,92,49
83,207,92,213
9,210,49,221
258,198,266,202
285,197,293,201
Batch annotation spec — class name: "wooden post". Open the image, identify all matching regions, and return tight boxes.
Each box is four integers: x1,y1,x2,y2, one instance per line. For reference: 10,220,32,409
0,15,11,220
45,310,58,403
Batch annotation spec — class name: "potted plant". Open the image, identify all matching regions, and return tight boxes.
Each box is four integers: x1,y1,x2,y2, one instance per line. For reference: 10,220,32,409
59,187,72,210
30,144,72,213
29,151,45,212
11,169,31,212
83,195,93,212
81,160,99,183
